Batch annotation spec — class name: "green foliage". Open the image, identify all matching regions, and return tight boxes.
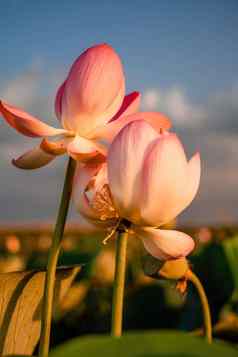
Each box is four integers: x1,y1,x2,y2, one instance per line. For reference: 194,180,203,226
0,266,81,356
50,331,238,357
222,236,238,291
2,228,238,349
182,241,234,330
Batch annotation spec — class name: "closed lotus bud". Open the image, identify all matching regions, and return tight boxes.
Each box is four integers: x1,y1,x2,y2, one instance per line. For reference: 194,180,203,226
143,254,189,281
62,44,125,135
158,257,189,280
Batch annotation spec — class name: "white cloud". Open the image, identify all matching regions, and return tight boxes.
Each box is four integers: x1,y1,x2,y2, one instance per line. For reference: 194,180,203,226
142,86,206,126
205,85,238,132
0,59,66,127
142,89,159,110
142,84,238,133
1,70,40,108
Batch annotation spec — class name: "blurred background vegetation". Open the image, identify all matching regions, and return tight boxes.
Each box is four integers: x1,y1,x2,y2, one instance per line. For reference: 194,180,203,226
0,222,238,351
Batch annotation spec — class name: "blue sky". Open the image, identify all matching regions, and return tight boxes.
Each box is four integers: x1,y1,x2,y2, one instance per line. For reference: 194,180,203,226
0,0,238,224
1,1,238,98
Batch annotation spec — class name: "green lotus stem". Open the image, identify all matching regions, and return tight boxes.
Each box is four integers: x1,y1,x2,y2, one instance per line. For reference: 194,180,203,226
39,157,76,357
187,270,212,344
111,230,128,337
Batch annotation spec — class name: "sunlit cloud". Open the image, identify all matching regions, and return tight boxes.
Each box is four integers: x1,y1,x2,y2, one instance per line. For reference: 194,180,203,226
142,84,238,133
142,86,205,126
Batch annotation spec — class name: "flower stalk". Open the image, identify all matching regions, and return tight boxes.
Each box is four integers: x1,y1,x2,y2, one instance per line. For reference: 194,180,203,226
39,157,76,357
187,270,212,344
111,229,129,337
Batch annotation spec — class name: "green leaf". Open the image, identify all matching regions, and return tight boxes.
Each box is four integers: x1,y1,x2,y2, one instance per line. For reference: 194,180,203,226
222,235,238,301
0,265,81,356
50,331,237,357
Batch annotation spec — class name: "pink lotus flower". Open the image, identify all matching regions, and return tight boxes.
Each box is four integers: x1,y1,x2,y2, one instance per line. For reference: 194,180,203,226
73,120,200,260
0,43,171,169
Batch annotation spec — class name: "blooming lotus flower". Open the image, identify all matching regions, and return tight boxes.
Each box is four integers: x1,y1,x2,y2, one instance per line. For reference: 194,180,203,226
0,43,171,169
73,119,200,260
